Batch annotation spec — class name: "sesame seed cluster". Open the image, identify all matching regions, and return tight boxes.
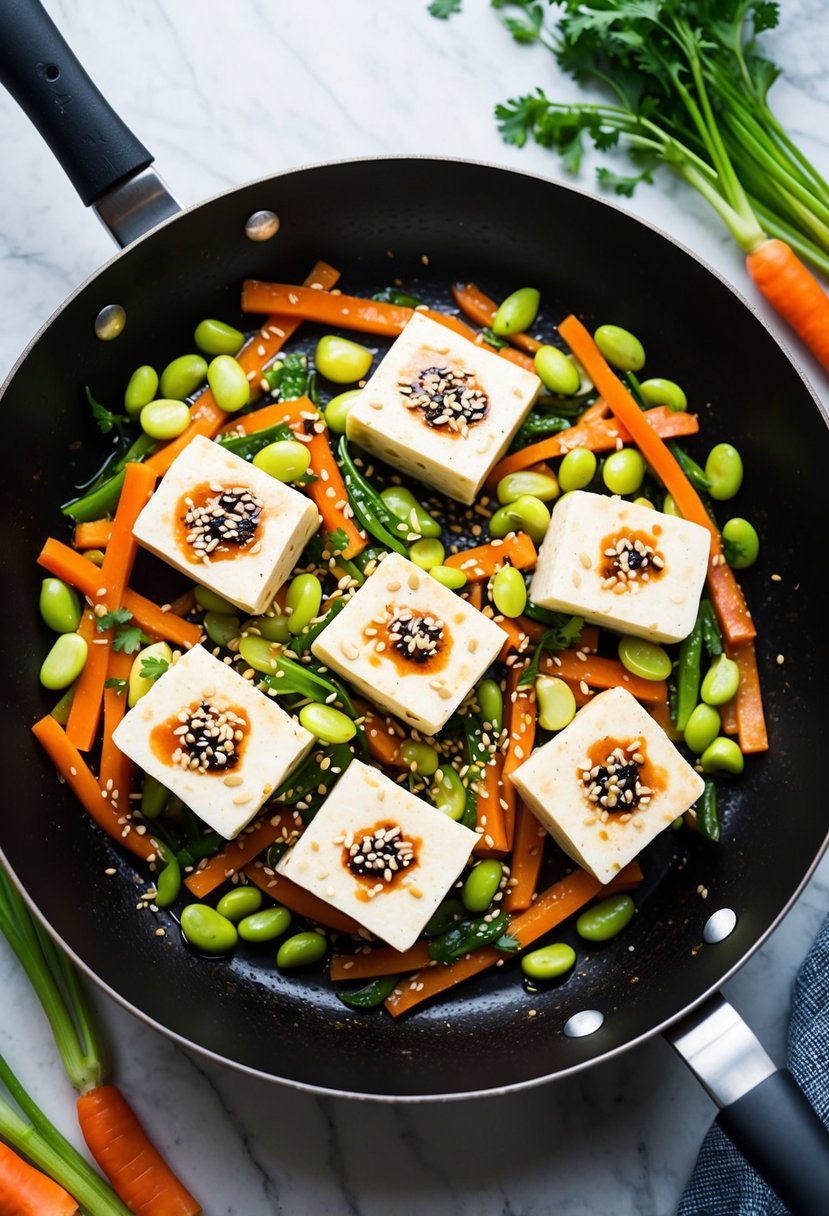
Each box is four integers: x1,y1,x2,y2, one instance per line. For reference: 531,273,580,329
398,364,488,434
183,484,262,561
580,742,653,817
171,700,247,773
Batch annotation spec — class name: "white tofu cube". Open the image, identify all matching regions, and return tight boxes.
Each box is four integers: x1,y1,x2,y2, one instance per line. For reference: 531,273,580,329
112,644,314,840
132,433,320,615
311,551,506,735
529,491,711,643
510,686,705,883
345,312,541,504
277,759,479,951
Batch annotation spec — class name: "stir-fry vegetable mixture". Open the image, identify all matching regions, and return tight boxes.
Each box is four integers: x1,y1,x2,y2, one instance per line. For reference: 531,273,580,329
31,263,767,1019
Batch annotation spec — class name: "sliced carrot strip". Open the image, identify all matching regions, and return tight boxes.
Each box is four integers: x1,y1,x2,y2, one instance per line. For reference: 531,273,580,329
473,752,510,856
358,702,406,768
73,518,113,549
0,1141,79,1216
329,941,432,982
541,650,667,704
451,282,542,354
217,396,317,437
304,426,367,558
100,461,156,610
576,397,611,424
243,863,363,934
502,665,537,863
184,812,303,898
99,648,134,810
504,802,547,912
728,640,768,753
493,614,534,662
65,610,109,752
242,282,411,335
445,533,537,580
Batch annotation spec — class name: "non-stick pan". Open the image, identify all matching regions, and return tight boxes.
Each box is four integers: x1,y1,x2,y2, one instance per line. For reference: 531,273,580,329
2,3,829,1210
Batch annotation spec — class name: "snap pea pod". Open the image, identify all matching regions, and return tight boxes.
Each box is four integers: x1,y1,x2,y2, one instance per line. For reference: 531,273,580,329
62,433,157,519
274,742,354,815
423,897,466,937
518,615,584,687
217,422,294,462
511,413,574,451
696,779,720,842
261,363,283,394
667,441,711,493
428,911,518,964
279,352,309,401
371,287,423,308
290,594,349,656
699,598,724,659
674,618,703,733
337,437,409,555
337,974,401,1010
261,655,356,717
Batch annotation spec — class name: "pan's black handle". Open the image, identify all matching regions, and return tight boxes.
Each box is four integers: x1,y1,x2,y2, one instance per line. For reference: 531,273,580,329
667,993,829,1215
0,0,180,244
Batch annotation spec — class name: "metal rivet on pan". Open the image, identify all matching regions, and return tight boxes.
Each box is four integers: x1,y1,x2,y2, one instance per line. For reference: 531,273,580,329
703,907,737,944
563,1009,604,1038
94,304,126,340
245,210,280,241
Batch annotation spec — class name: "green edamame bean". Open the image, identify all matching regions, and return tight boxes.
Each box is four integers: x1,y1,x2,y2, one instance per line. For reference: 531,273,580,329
491,565,527,618
432,765,466,821
521,942,576,981
40,632,88,690
662,493,682,518
476,678,503,732
535,676,577,732
617,637,672,681
286,573,323,636
683,703,721,754
722,517,759,569
159,353,208,400
194,318,244,356
700,654,740,706
324,389,362,433
603,448,646,496
399,739,440,776
238,635,279,673
84,549,105,567
638,377,687,412
252,438,311,482
277,930,327,969
380,486,441,538
558,448,597,492
633,497,655,510
203,611,241,648
181,904,238,954
124,365,159,418
705,443,743,501
128,641,172,707
315,335,373,384
429,565,467,591
155,854,181,909
700,736,745,775
496,471,559,505
576,893,635,942
408,538,445,570
534,345,580,395
40,578,82,633
238,905,292,943
244,613,291,643
195,586,237,614
141,773,169,819
207,354,251,413
492,287,540,336
462,860,504,913
299,702,356,744
489,495,550,545
216,886,263,922
594,324,645,371
140,399,191,440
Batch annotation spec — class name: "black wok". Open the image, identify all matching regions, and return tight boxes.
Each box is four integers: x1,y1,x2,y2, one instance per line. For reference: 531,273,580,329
2,3,829,1210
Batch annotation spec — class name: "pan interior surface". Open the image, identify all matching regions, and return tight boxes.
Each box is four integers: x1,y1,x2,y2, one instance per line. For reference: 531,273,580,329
2,159,827,1097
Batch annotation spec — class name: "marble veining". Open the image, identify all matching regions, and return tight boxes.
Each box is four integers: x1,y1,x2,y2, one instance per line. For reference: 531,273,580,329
2,1,829,1213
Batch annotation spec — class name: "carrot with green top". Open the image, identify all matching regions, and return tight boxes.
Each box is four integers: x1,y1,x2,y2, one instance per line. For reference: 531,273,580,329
444,532,537,581
0,1144,80,1216
184,812,303,898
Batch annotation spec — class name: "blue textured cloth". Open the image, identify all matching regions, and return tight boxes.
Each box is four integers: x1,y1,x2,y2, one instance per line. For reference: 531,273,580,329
678,913,829,1215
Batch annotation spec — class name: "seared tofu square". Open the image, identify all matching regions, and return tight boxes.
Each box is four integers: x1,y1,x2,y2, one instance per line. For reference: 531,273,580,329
311,552,506,734
112,644,313,840
277,759,479,951
510,686,705,884
132,434,320,616
345,311,541,504
529,491,711,644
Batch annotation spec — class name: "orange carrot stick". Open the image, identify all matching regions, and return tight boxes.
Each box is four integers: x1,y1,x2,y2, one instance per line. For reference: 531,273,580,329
473,752,510,856
502,665,537,855
304,426,367,558
329,941,432,982
746,238,829,374
77,1085,200,1216
504,801,547,912
451,282,542,353
0,1142,79,1216
358,702,406,767
728,640,769,754
444,532,537,580
99,649,134,811
541,650,667,704
31,715,159,862
65,610,109,752
559,314,755,647
183,812,303,898
492,614,534,663
242,282,412,335
243,864,363,934
73,519,113,549
217,396,318,437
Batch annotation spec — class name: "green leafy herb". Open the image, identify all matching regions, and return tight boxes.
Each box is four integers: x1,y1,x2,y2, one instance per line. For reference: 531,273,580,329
326,527,350,555
140,656,169,682
511,411,575,450
103,677,127,695
428,911,519,964
112,624,150,655
519,613,584,686
337,974,400,1009
428,0,462,18
85,385,127,439
96,607,133,633
371,287,424,308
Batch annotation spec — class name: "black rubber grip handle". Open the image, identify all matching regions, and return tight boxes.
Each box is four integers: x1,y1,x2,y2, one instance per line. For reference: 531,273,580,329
0,0,152,205
717,1069,829,1215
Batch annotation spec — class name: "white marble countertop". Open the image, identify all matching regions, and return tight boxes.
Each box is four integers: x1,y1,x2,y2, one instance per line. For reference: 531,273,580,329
2,2,829,1213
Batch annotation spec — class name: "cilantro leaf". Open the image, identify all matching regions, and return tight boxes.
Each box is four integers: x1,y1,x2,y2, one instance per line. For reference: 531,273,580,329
112,624,150,655
596,164,654,197
96,607,133,633
428,0,461,17
326,528,350,555
85,386,126,438
519,614,584,687
140,656,170,682
104,677,127,695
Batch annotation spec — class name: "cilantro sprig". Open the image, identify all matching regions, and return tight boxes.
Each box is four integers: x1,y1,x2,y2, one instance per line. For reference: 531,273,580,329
96,608,150,655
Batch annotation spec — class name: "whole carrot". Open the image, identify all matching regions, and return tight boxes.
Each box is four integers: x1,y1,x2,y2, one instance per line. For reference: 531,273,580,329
0,1142,79,1216
746,238,829,374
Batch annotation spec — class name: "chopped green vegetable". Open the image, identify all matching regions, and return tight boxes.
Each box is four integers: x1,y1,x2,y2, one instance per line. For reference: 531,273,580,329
519,614,584,686
428,911,519,964
337,974,400,1009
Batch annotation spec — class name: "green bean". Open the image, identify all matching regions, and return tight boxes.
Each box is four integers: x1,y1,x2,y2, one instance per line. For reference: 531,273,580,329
40,578,82,634
489,495,550,545
667,442,710,493
683,703,721,754
40,633,88,690
325,389,362,434
408,538,445,570
238,905,292,943
722,518,760,569
700,655,740,705
639,377,687,412
602,448,646,496
534,345,580,395
154,853,181,909
380,485,442,539
207,354,251,413
194,318,244,356
252,439,311,482
203,611,241,648
338,438,409,555
128,641,172,707
63,468,126,522
492,287,540,336
316,335,373,384
476,678,503,732
238,635,279,674
491,565,527,618
512,413,573,449
497,471,559,505
242,612,290,644
576,894,635,941
262,657,355,712
705,442,743,500
216,886,263,922
521,942,576,981
195,586,238,614
428,910,515,963
49,685,76,726
698,599,723,659
593,324,645,371
700,736,744,775
424,898,465,937
286,573,323,636
140,399,191,440
159,353,208,400
277,930,327,969
674,619,703,732
618,636,672,681
299,702,357,744
181,904,237,954
558,448,597,492
462,859,503,913
399,739,440,776
124,365,159,417
430,565,467,591
141,773,169,820
337,975,400,1009
696,778,720,842
432,765,466,820
535,675,577,731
